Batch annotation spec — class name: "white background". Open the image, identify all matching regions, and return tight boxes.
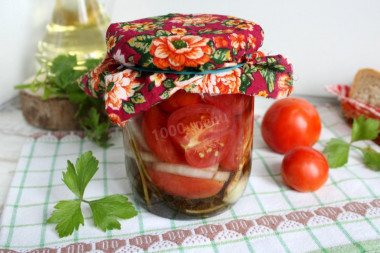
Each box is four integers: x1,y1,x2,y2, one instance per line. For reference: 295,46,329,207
1,0,380,105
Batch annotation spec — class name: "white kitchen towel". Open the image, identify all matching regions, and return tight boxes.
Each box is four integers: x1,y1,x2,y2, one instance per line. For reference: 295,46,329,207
0,103,380,253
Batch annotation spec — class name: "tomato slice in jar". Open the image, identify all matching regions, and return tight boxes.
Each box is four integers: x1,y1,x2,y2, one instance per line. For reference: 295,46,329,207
221,102,254,171
203,94,253,115
147,169,224,199
167,104,233,168
159,90,202,112
142,106,185,164
184,136,230,168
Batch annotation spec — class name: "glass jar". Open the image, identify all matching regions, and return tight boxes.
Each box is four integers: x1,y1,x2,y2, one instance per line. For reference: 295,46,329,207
123,92,254,219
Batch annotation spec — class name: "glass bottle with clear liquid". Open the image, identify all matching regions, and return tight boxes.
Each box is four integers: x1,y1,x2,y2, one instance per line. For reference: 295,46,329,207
36,0,110,66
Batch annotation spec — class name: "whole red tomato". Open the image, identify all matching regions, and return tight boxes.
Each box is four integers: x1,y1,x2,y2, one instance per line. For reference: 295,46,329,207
261,97,321,154
281,147,328,192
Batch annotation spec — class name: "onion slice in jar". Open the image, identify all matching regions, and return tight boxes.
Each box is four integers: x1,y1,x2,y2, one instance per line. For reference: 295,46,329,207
223,169,249,203
152,163,230,182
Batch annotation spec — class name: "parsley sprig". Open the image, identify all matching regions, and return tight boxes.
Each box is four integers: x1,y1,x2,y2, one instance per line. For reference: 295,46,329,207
323,115,380,170
15,55,111,147
47,151,137,238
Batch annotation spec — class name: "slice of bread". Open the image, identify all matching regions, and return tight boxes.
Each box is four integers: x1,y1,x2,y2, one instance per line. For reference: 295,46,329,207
349,68,380,109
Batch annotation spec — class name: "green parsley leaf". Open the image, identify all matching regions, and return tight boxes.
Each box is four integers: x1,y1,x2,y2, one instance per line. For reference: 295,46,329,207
84,58,103,69
67,85,88,104
75,151,99,197
80,108,111,148
361,146,380,171
323,138,350,168
89,195,138,231
48,152,137,237
15,54,111,148
51,55,81,90
62,160,81,198
323,115,380,170
351,115,380,142
47,200,84,238
62,151,98,198
50,55,77,74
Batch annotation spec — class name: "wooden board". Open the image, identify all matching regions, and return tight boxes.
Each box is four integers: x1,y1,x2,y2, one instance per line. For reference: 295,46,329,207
19,89,82,130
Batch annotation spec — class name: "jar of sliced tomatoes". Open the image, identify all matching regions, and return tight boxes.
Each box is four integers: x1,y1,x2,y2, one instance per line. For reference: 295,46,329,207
79,13,293,218
123,92,255,217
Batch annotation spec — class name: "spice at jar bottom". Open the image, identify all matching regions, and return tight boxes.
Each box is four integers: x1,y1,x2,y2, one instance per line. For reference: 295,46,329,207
123,93,254,219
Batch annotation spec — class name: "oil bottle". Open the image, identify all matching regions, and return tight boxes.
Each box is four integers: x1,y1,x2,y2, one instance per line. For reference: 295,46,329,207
36,0,110,66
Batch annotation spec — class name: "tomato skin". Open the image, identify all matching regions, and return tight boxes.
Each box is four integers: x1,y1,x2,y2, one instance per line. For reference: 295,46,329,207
221,102,254,171
261,98,321,154
159,90,202,112
142,106,185,164
281,147,328,192
203,94,253,115
167,103,233,168
147,169,224,199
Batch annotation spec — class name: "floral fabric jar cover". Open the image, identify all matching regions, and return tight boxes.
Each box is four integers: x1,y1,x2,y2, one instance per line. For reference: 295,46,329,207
79,14,293,126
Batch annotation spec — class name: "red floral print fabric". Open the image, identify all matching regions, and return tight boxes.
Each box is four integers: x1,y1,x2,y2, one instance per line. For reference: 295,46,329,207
78,14,294,126
106,13,264,71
